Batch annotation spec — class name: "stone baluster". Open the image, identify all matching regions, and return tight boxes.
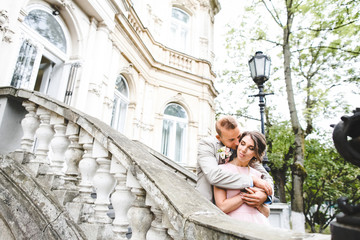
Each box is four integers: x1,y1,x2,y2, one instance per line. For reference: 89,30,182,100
77,129,97,204
63,122,83,188
127,170,153,239
33,107,54,162
110,155,134,239
53,122,83,204
90,140,116,224
49,114,69,176
28,107,54,176
146,196,171,240
163,217,181,240
19,101,39,152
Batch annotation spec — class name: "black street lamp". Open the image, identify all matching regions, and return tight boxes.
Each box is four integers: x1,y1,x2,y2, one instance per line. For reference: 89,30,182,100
248,51,273,171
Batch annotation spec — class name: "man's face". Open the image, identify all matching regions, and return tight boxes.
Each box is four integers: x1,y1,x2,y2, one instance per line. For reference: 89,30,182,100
216,127,241,150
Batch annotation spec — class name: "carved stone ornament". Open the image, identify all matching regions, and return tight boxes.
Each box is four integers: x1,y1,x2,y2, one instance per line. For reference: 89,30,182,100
0,10,9,31
172,0,197,10
59,0,75,10
0,9,14,43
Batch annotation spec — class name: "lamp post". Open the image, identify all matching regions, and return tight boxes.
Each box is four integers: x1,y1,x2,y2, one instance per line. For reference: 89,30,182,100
248,51,273,171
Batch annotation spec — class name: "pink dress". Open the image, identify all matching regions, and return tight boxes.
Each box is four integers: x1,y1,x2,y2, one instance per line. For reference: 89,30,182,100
218,163,270,225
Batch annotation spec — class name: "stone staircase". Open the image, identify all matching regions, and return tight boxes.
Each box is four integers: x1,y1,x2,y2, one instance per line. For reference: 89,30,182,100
0,87,330,239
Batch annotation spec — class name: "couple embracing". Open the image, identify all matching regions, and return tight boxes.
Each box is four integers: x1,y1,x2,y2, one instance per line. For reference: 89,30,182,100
196,115,274,225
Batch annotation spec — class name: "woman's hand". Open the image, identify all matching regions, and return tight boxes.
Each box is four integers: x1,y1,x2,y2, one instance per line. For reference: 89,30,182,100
252,176,273,196
241,187,268,207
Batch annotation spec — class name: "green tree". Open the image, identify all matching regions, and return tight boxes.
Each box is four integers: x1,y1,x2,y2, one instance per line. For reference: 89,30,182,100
266,123,360,233
303,137,360,233
266,120,294,203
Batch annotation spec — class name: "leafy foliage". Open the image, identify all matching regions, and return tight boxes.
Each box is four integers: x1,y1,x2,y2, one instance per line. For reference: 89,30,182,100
267,121,294,203
303,137,360,233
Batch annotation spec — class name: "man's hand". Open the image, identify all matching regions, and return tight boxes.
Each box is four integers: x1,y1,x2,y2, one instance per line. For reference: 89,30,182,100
252,176,273,196
241,187,268,207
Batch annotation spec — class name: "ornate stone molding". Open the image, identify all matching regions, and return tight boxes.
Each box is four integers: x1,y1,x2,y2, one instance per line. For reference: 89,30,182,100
173,93,185,102
88,83,101,96
103,96,113,108
133,119,153,132
0,9,14,43
58,0,75,10
0,10,9,32
172,0,197,10
199,0,210,9
121,63,136,77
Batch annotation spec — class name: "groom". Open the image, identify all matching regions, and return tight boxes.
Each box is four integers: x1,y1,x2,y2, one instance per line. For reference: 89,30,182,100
196,115,274,207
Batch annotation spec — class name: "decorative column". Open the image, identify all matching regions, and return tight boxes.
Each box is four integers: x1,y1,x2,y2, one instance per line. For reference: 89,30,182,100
49,114,69,175
146,196,171,240
63,122,83,188
127,170,152,240
110,155,134,239
77,129,97,203
19,101,39,151
90,140,116,224
28,107,54,176
33,107,54,162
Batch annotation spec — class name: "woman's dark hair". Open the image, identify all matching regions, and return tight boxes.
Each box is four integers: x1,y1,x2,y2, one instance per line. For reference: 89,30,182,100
239,131,267,164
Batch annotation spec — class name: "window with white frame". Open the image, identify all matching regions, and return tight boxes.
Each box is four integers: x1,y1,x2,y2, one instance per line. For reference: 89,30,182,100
111,75,129,133
161,103,188,163
169,7,190,53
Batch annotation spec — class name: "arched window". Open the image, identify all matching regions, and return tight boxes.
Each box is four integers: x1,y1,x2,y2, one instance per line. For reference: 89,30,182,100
111,75,129,133
11,7,69,101
161,103,188,163
23,9,67,52
169,7,190,53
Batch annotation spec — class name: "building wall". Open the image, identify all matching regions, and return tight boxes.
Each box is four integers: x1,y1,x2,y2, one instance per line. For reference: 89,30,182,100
0,0,220,169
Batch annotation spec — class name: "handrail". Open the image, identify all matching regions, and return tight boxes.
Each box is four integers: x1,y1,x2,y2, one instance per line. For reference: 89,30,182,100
0,87,330,239
133,140,197,186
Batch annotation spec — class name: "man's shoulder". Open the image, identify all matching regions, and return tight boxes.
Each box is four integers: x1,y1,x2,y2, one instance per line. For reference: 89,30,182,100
199,136,220,149
200,136,217,143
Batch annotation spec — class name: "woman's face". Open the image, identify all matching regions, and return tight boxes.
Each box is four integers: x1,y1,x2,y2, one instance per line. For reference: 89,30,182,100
236,135,256,165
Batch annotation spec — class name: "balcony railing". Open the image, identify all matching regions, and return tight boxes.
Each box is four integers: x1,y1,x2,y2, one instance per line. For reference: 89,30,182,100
0,87,330,239
124,8,214,77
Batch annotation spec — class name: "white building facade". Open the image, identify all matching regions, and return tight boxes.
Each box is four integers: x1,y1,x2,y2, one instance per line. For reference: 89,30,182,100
0,0,220,169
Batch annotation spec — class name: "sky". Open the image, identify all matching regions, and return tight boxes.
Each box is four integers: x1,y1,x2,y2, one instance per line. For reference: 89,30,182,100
214,1,244,64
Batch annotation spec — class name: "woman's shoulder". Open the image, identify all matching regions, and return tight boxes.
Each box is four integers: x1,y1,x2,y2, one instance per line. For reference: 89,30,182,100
219,163,236,171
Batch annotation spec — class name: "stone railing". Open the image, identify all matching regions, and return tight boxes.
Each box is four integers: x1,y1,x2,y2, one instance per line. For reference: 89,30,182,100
0,87,330,239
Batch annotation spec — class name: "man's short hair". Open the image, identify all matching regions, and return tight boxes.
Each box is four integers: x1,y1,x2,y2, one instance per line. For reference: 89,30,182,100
215,115,238,136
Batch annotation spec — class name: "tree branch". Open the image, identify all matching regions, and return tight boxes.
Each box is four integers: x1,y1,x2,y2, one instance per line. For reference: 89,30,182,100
300,20,358,32
261,0,284,27
294,45,360,56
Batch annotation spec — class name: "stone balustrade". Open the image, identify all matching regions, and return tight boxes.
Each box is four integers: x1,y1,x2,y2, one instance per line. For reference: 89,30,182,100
0,87,330,240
